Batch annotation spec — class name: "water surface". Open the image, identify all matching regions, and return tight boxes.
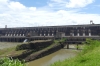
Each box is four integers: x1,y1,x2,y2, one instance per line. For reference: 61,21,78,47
28,48,79,66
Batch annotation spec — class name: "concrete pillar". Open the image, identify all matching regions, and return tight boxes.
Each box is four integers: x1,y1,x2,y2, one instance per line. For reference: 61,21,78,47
8,34,9,36
67,43,69,49
16,34,18,36
88,29,91,36
72,33,74,36
52,31,54,36
11,34,12,36
40,34,42,36
5,34,7,36
83,33,85,36
20,34,21,36
48,33,49,36
14,34,15,36
52,33,54,36
77,33,79,36
89,32,91,36
77,30,79,36
44,34,45,36
70,33,74,36
23,34,24,36
5,25,7,28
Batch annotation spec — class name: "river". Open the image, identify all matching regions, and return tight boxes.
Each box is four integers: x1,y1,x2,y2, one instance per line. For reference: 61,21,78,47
28,45,80,66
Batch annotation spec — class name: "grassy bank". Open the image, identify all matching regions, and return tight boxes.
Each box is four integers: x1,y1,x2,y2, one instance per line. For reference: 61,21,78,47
51,39,100,66
0,57,26,66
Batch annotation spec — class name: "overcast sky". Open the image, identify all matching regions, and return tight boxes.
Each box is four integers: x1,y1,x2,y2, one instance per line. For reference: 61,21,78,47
0,0,100,28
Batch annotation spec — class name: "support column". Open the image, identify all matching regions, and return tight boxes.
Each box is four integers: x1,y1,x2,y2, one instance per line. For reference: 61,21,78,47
70,33,74,36
88,29,91,36
23,34,24,36
40,31,42,36
89,32,91,36
48,33,49,36
52,31,54,36
77,33,79,36
77,30,79,36
44,31,46,36
83,30,85,36
8,34,9,36
44,34,45,36
11,34,12,36
70,30,74,36
5,34,7,36
20,34,21,36
83,33,85,36
40,34,42,36
16,34,18,36
14,34,15,36
71,33,74,36
67,43,69,49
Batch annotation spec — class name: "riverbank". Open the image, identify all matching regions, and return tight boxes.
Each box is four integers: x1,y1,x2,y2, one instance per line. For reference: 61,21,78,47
0,39,66,62
51,39,100,66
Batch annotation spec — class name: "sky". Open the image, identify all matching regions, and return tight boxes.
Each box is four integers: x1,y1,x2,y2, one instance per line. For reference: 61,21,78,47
0,0,100,28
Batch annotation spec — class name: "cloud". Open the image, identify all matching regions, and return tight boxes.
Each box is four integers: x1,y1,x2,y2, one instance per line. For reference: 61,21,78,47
50,0,66,3
66,0,94,8
48,0,67,9
0,0,100,28
8,1,26,10
0,0,8,3
49,0,94,8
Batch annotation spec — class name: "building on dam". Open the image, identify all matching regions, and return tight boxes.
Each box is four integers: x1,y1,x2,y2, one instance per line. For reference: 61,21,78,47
0,21,100,43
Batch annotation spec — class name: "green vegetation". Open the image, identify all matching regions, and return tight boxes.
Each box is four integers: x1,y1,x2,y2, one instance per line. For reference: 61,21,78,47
51,39,100,66
16,45,25,51
53,40,60,44
54,38,66,44
0,57,26,66
60,38,67,43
